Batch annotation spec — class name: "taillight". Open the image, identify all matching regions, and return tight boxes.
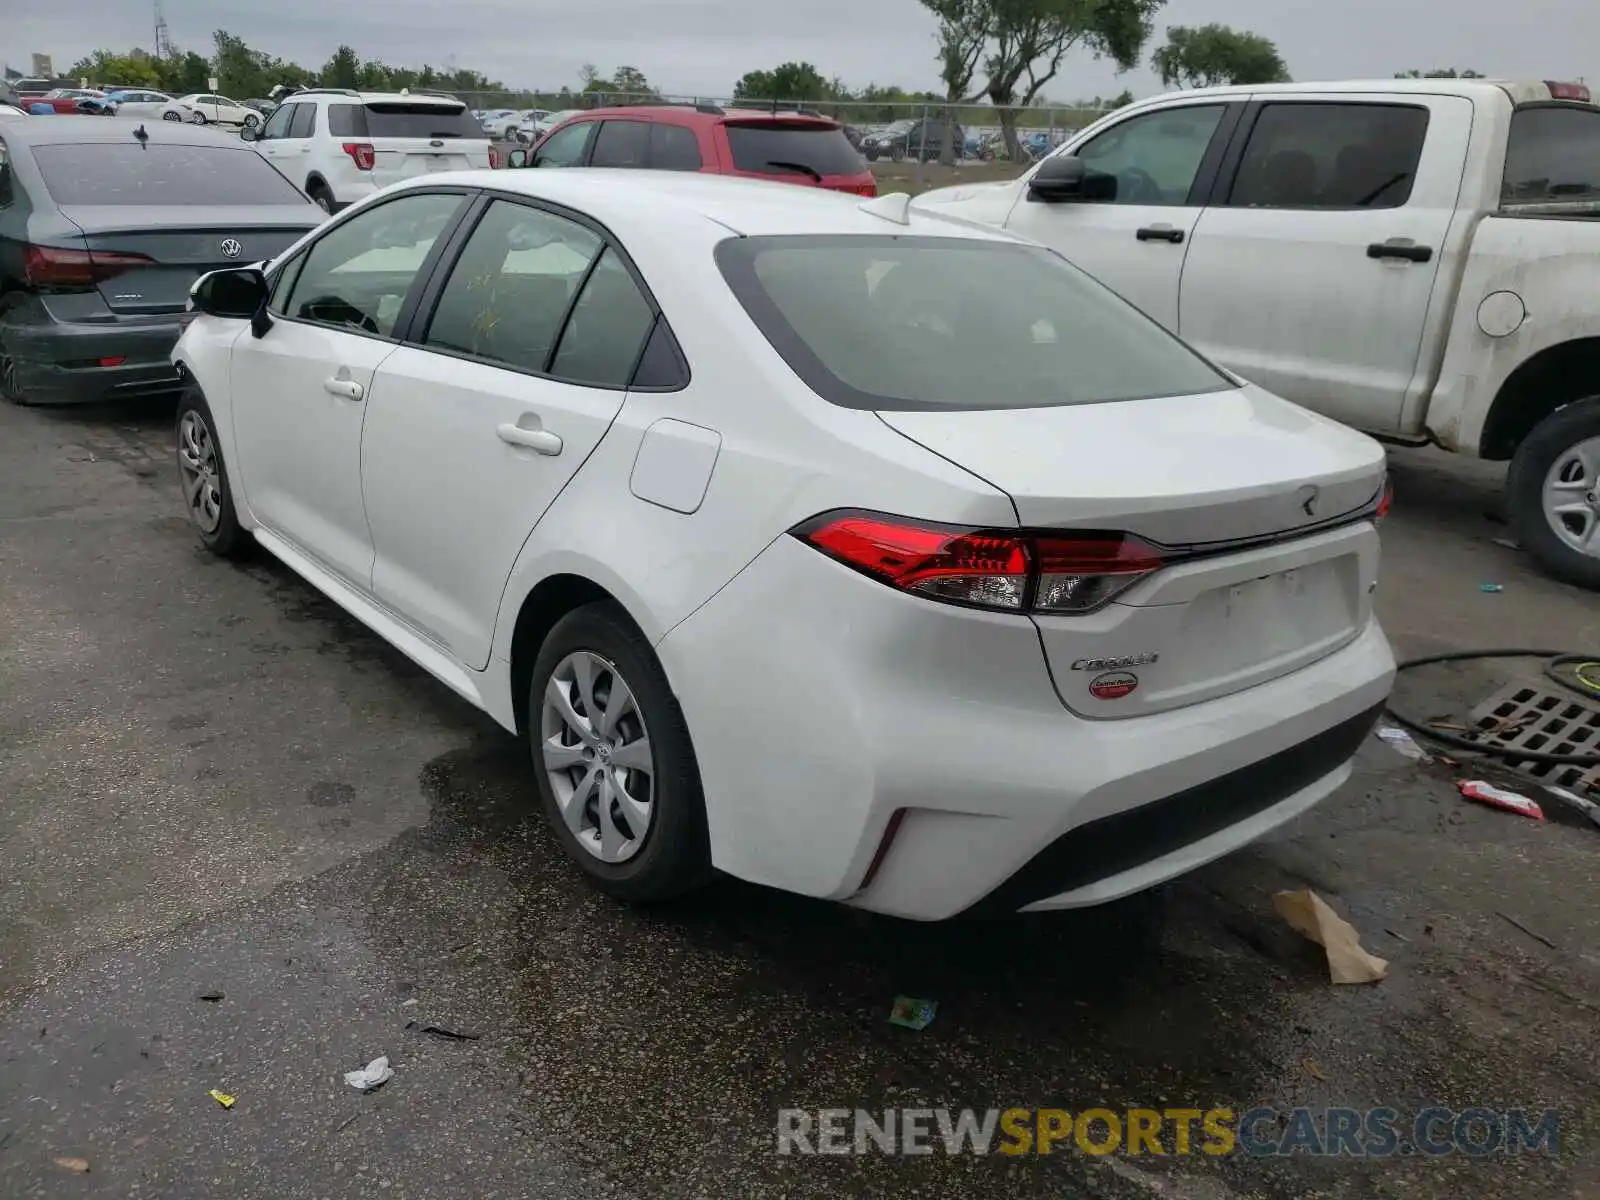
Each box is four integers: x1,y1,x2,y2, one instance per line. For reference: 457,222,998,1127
488,145,502,168
342,142,377,171
791,511,1164,615
1375,478,1393,521
1546,81,1591,102
23,244,154,289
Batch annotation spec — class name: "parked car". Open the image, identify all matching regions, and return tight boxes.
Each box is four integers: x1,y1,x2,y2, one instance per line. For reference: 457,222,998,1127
242,88,492,212
479,108,517,135
171,169,1394,919
177,93,263,130
13,79,55,100
511,104,875,196
0,116,320,408
532,108,584,138
242,98,279,119
0,103,29,120
919,77,1600,588
102,89,202,124
861,116,965,162
30,89,99,115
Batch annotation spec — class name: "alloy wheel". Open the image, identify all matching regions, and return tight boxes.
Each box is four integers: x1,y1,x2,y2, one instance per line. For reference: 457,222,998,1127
162,110,181,122
1541,435,1600,559
177,410,224,534
539,650,656,863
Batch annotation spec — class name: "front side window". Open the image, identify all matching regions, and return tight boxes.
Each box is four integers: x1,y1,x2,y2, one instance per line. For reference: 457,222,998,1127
1502,105,1600,206
1074,104,1227,205
423,200,602,372
261,102,295,139
716,235,1229,412
1226,103,1429,209
284,192,466,336
589,120,651,168
288,103,317,139
533,121,595,167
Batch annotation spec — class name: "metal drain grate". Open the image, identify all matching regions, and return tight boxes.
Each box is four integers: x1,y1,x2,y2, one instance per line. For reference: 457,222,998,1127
1464,684,1600,794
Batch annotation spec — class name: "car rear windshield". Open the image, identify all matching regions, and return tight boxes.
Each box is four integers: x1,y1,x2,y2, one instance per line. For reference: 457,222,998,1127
30,143,308,206
715,235,1230,411
723,122,865,178
329,102,484,139
1503,105,1600,207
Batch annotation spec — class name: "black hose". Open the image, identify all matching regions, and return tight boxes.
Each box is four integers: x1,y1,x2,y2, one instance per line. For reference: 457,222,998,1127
1385,648,1600,765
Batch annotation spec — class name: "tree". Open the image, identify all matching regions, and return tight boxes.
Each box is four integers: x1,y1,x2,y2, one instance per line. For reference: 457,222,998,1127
153,50,212,95
1395,67,1483,79
322,45,360,90
214,30,269,98
921,0,988,163
1151,23,1290,89
612,66,652,96
733,61,832,104
973,0,1164,157
67,50,161,88
1108,87,1135,108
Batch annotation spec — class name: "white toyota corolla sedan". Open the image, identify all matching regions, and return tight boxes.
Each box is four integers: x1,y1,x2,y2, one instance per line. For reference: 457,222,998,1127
171,170,1395,921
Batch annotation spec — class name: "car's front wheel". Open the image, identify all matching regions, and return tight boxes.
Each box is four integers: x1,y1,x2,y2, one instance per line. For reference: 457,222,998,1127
175,387,249,557
1509,395,1600,590
529,602,711,902
243,112,261,130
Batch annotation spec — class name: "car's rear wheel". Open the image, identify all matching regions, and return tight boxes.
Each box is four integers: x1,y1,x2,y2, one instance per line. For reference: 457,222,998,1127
243,112,260,130
175,387,249,558
309,183,335,213
1509,397,1600,589
0,299,29,407
529,602,711,902
890,143,906,162
162,110,181,122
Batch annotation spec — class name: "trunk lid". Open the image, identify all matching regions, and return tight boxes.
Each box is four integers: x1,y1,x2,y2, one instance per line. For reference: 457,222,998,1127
370,139,487,186
341,101,492,188
60,205,315,316
878,387,1386,717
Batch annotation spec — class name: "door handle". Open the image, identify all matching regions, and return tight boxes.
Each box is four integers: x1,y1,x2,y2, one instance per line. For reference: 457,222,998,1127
497,423,563,455
323,377,364,400
1366,240,1433,263
1136,225,1184,244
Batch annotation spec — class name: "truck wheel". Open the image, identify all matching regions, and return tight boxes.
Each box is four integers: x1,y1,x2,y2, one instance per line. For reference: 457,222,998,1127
1508,395,1600,589
864,147,879,162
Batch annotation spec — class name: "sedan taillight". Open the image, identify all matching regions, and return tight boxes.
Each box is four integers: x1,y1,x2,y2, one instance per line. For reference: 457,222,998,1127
342,142,377,171
791,510,1165,615
23,244,154,289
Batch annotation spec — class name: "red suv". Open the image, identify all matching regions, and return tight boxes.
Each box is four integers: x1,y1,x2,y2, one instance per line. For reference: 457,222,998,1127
512,104,876,196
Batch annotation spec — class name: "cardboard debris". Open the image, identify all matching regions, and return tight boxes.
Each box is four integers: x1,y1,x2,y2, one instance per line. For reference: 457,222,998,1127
1273,889,1389,984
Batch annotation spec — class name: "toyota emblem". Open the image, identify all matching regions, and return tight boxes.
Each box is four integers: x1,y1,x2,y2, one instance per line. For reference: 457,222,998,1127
219,238,243,259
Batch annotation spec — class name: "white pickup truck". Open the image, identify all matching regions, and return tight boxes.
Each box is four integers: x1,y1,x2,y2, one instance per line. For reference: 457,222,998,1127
918,78,1600,587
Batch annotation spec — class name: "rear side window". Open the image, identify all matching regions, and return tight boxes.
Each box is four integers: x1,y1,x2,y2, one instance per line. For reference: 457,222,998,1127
724,123,865,178
356,103,483,139
328,104,362,137
1503,106,1600,205
288,103,316,138
1226,103,1428,209
30,144,309,206
590,120,651,168
650,123,702,170
549,248,656,386
716,235,1229,412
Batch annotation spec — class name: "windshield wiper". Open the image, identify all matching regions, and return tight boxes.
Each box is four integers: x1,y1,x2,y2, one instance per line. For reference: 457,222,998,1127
763,159,823,182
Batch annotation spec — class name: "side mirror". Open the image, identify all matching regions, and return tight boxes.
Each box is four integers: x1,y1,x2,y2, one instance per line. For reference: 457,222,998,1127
239,123,261,142
1027,155,1117,203
506,147,528,168
190,266,268,321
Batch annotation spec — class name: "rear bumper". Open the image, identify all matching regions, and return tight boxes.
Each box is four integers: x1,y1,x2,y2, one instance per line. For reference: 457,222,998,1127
2,301,186,406
657,534,1396,921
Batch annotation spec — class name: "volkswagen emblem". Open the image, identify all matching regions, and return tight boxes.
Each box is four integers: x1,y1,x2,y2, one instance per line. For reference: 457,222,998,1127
1295,484,1321,518
219,238,243,259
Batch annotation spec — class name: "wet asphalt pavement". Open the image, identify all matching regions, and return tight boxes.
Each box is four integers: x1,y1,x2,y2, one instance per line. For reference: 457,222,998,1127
1,398,1597,1199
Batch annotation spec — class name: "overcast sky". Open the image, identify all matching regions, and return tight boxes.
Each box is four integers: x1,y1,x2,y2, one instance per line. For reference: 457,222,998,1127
8,0,1599,101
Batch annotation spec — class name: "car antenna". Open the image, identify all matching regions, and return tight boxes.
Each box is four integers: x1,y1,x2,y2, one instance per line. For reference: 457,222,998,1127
132,123,149,143
858,191,912,226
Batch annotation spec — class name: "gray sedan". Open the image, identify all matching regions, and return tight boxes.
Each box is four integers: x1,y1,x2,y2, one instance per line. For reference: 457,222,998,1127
0,117,322,406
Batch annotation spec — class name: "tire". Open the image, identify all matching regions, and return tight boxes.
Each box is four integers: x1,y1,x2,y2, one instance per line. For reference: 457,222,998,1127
890,143,906,162
194,112,209,124
243,112,260,130
309,184,335,214
162,110,181,122
1507,395,1600,589
528,602,711,903
864,147,879,162
0,298,30,407
175,386,250,558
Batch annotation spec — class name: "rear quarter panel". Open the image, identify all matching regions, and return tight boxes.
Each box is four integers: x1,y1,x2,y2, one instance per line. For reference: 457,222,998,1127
1426,213,1600,454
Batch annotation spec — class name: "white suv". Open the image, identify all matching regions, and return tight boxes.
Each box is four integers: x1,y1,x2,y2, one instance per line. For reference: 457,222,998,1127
244,88,492,213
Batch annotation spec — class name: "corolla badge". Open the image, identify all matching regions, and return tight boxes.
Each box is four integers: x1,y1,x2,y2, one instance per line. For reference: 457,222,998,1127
219,238,243,259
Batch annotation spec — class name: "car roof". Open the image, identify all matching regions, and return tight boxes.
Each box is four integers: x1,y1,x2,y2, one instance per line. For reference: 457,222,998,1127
567,104,841,129
396,168,1022,242
0,116,262,147
1122,77,1582,108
